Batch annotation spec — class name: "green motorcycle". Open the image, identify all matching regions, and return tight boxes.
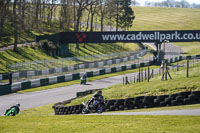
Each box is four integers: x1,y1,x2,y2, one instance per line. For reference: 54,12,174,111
5,107,17,116
80,74,87,85
5,103,20,116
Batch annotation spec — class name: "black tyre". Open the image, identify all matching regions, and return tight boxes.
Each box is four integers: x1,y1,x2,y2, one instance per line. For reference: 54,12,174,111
168,94,178,99
119,105,124,110
160,101,167,107
179,91,191,98
82,108,89,114
97,104,104,114
192,91,200,95
157,95,168,102
109,105,116,111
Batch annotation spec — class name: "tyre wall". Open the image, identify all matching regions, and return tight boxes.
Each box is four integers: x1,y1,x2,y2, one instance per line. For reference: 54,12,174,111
53,91,200,115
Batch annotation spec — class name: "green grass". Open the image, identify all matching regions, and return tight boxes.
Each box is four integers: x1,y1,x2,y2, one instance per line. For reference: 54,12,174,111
0,114,200,133
68,43,141,57
173,42,200,55
0,46,55,73
2,102,200,133
132,7,200,31
0,43,141,73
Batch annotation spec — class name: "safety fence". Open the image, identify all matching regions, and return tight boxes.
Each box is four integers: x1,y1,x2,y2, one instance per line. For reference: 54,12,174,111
53,91,200,115
122,55,200,85
0,54,199,96
0,50,149,82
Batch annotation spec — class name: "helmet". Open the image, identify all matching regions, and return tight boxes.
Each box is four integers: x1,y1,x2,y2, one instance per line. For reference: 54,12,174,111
97,90,102,95
16,103,20,107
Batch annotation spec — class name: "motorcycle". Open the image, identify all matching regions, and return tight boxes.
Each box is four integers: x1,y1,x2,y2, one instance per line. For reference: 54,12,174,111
80,76,87,85
82,97,105,114
5,107,17,116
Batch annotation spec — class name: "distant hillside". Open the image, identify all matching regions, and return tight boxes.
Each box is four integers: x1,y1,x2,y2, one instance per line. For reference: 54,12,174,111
132,7,200,31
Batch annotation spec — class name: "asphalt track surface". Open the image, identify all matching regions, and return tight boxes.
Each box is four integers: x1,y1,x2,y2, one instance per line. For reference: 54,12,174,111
90,109,200,116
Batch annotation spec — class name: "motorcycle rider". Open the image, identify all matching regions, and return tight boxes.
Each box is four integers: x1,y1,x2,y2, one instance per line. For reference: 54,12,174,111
90,90,104,107
4,103,20,116
80,72,87,84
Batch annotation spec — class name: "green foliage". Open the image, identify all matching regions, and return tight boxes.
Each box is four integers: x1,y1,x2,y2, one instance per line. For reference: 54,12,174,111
118,0,135,30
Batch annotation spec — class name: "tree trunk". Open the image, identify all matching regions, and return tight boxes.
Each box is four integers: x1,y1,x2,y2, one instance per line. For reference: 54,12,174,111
100,11,104,32
85,10,90,32
116,1,119,31
90,12,94,32
13,0,18,52
73,0,76,31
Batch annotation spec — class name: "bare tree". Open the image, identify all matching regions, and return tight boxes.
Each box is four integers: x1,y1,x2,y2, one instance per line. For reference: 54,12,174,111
13,0,18,51
75,0,90,32
89,0,98,32
99,0,108,31
0,0,11,41
60,0,73,29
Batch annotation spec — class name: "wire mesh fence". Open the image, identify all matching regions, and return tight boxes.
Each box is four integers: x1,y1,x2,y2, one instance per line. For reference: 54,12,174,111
9,50,149,72
123,58,200,85
8,50,152,82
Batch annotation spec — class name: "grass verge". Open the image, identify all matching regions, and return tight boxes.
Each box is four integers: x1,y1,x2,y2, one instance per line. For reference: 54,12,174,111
0,114,200,133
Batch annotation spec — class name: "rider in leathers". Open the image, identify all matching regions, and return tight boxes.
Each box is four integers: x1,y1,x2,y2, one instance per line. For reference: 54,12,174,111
90,91,104,108
4,103,20,116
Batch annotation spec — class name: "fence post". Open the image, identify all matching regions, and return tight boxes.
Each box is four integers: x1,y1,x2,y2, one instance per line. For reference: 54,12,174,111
177,62,179,71
141,68,143,82
151,69,154,78
123,77,124,85
148,65,150,82
187,59,189,78
139,67,141,82
145,68,147,80
9,72,12,85
126,76,129,85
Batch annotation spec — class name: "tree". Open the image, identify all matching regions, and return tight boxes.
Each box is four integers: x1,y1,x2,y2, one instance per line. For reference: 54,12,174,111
75,0,90,32
88,0,98,32
118,0,135,31
0,0,11,41
99,0,109,31
60,0,73,29
106,0,116,31
13,0,18,51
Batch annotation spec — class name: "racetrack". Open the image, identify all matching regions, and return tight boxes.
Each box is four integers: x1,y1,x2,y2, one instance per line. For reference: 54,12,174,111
0,43,190,116
0,73,125,116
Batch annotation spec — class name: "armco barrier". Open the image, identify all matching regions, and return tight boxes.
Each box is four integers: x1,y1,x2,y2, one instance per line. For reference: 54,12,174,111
0,55,199,95
0,85,11,96
53,91,200,115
